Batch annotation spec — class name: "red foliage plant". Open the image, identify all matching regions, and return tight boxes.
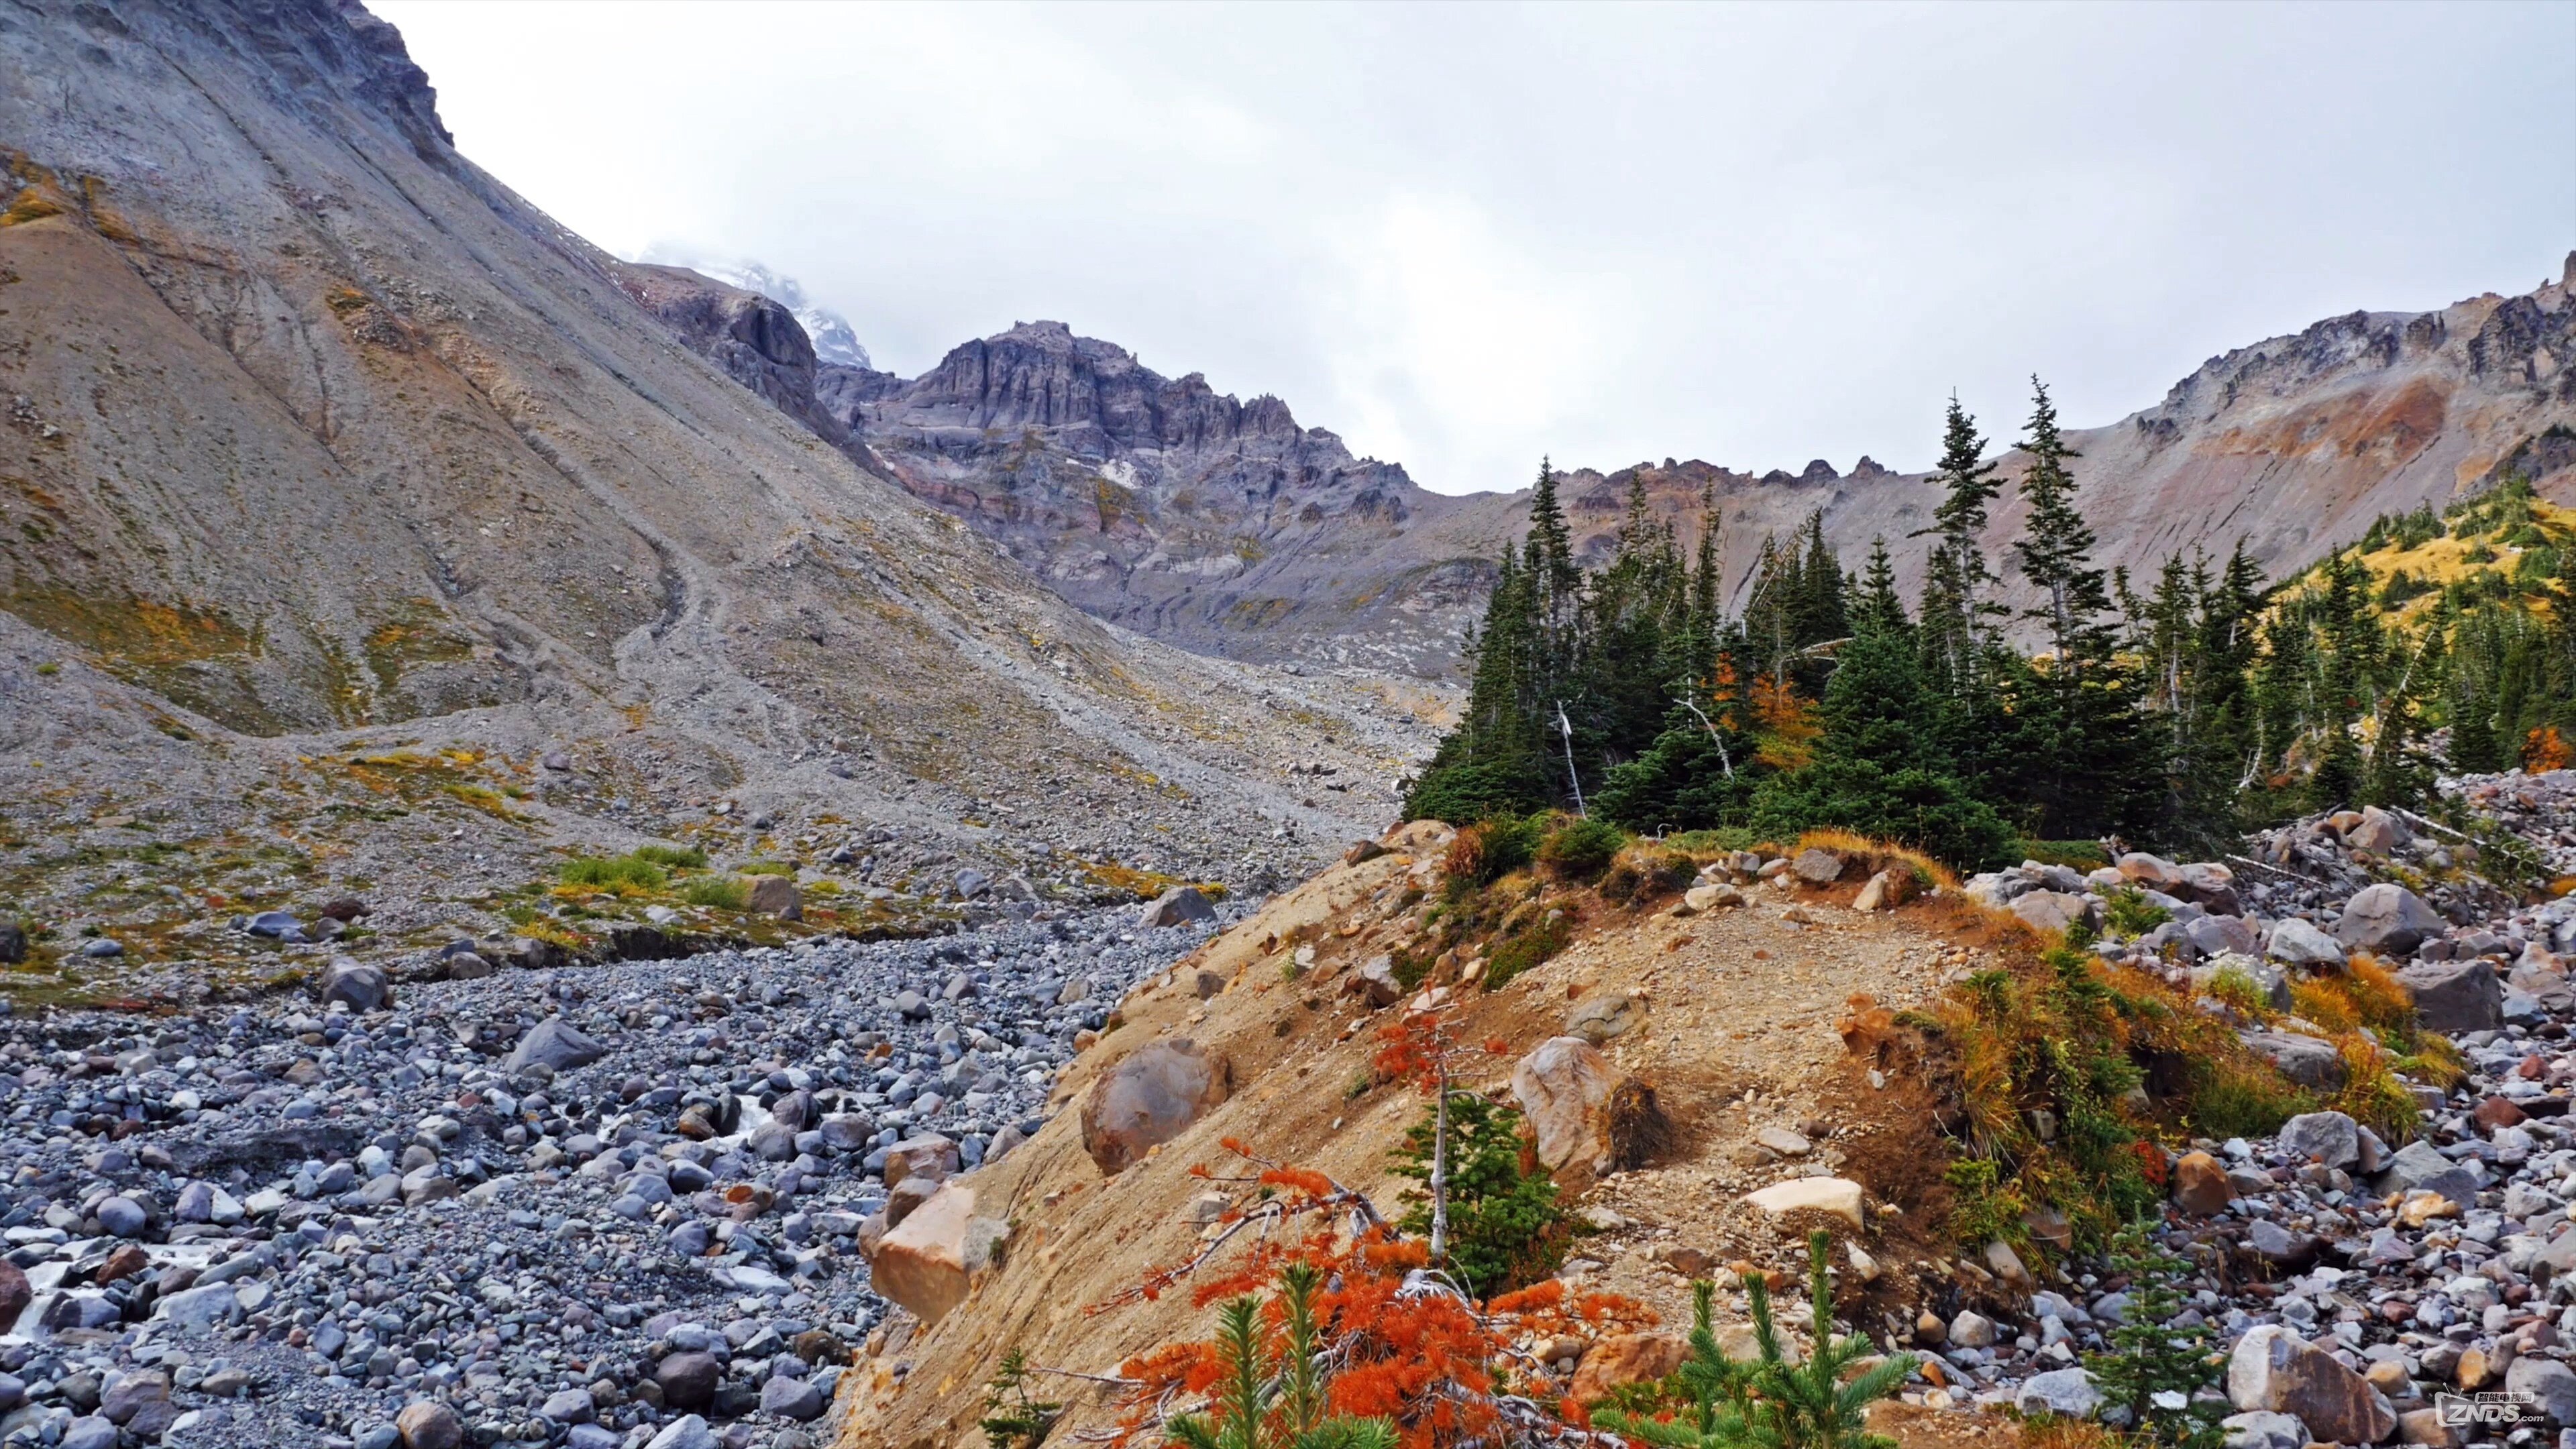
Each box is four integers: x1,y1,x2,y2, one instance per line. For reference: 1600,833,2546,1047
1102,1140,1650,1449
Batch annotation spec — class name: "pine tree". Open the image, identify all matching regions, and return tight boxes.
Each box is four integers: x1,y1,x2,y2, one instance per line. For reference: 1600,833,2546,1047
1163,1264,1398,1449
981,1349,1063,1449
2307,553,2369,811
1997,376,2160,840
1854,537,1908,639
2084,1225,2223,1449
1914,394,2007,698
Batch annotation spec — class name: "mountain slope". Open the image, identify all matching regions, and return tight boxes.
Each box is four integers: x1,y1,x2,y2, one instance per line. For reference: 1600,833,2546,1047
775,270,2573,676
0,0,1426,979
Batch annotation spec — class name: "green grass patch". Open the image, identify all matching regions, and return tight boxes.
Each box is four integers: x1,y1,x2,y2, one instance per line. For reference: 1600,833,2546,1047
560,854,669,890
631,844,707,869
682,877,749,910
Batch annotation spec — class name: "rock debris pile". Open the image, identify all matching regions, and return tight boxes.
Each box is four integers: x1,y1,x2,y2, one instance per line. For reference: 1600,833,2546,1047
0,905,1230,1449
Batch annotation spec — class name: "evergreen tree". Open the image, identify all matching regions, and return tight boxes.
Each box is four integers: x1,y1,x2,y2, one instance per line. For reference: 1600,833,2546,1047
1915,394,2007,698
1996,376,2159,840
1854,537,1909,639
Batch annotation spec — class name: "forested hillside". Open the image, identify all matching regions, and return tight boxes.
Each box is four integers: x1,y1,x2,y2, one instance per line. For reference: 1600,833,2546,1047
1407,386,2576,867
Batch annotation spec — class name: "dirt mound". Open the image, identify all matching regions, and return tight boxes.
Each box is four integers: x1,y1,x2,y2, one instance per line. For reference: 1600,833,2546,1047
835,833,2002,1449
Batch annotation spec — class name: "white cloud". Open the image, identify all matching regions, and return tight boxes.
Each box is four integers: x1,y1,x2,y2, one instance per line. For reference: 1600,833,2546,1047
378,0,2575,493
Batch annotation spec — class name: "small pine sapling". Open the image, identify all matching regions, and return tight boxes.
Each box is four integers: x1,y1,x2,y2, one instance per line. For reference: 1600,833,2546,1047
2085,1224,2224,1449
1591,1279,1753,1449
1744,1232,1911,1449
1593,1232,1907,1449
1163,1262,1399,1449
981,1347,1062,1449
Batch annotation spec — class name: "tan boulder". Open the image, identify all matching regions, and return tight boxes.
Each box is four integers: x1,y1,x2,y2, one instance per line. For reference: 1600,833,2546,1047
1792,847,1848,884
2171,1150,2235,1215
2115,853,2186,891
1852,869,1917,912
861,1181,1010,1324
2011,890,2098,934
1569,1332,1688,1406
1511,1036,1625,1173
1079,1038,1233,1173
879,1134,961,1191
2226,1324,2397,1446
1742,1176,1866,1228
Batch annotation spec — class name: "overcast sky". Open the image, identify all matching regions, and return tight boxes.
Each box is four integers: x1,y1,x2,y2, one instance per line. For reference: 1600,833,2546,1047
378,1,2573,496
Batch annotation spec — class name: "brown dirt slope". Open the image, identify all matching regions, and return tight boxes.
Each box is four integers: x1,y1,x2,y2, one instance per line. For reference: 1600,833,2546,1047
837,829,2008,1449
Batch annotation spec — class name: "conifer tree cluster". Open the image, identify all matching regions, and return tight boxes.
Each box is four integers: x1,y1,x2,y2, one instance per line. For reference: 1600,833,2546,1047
1404,384,2576,866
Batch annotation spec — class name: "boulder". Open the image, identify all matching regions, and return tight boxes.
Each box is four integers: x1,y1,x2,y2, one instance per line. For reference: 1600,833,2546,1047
1948,1310,1997,1348
1741,1177,1866,1229
2396,960,2502,1034
2379,1140,2479,1208
396,1401,466,1449
1791,848,1847,884
2345,806,2413,855
642,1417,716,1449
2010,890,2098,935
503,1017,609,1076
1344,955,1403,1008
2507,1356,2576,1426
861,1181,1010,1324
2265,918,2347,969
1680,882,1746,913
654,1352,720,1411
1851,869,1916,912
2239,1031,2347,1090
760,1375,826,1421
1139,886,1218,928
318,958,392,1013
879,1134,961,1189
2178,862,2243,915
2171,1150,2235,1214
0,1260,28,1331
2226,1325,2396,1445
1079,1040,1232,1173
2277,1111,2361,1169
1511,1036,1626,1173
745,875,802,920
1568,1333,1688,1407
1566,990,1644,1044
2336,883,2443,955
1342,839,1390,867
2186,914,2260,957
2218,1411,2310,1449
2116,853,2186,891
2015,1367,2102,1418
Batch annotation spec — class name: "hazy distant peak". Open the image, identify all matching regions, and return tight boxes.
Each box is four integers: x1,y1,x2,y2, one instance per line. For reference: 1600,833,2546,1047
635,244,872,369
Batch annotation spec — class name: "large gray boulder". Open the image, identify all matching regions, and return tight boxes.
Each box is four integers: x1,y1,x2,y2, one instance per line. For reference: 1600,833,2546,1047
2508,1358,2576,1427
503,1017,609,1076
2377,1139,2479,1206
2334,883,2443,956
1139,886,1217,928
1079,1039,1232,1173
2225,1325,2396,1445
2010,890,2098,935
2014,1367,2101,1418
2218,1411,2308,1449
2396,959,2502,1033
2277,1111,2360,1169
318,958,392,1013
2239,1031,2346,1090
2265,917,2347,969
2185,914,2260,957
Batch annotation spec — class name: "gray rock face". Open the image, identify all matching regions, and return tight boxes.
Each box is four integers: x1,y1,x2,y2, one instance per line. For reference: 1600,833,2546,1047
2397,959,2502,1033
502,1017,610,1076
2377,1139,2479,1205
1791,848,1847,885
1079,1039,1233,1173
2334,883,2443,955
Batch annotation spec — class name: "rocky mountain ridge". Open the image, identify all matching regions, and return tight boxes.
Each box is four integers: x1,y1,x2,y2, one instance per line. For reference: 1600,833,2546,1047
660,266,2573,676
